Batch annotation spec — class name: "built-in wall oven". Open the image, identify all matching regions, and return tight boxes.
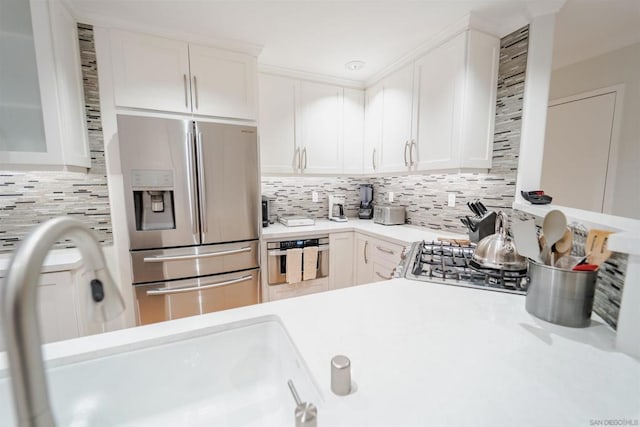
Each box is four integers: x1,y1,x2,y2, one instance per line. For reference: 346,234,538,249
266,237,329,301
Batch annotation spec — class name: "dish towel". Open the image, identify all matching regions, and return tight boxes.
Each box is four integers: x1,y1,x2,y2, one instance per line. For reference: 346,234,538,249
286,248,303,284
303,246,319,281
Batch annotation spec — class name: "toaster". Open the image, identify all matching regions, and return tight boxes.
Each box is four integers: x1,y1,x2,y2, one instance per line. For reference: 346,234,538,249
373,206,405,225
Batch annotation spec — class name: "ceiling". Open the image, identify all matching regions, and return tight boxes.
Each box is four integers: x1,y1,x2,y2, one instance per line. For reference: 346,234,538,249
68,0,565,83
552,0,640,69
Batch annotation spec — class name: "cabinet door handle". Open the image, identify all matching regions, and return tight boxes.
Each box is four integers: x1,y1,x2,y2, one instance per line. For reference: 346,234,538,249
404,141,409,166
302,147,307,171
376,271,391,280
294,147,301,171
376,245,395,255
193,75,199,110
372,148,376,170
183,74,189,108
364,240,369,264
409,140,415,166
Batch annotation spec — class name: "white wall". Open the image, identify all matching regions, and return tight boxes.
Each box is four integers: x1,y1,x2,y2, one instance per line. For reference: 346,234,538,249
548,43,640,219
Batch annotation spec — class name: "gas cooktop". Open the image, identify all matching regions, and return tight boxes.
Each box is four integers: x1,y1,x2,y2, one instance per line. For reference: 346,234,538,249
399,240,528,295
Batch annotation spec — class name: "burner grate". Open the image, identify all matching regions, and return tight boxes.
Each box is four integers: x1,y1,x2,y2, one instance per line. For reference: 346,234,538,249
405,240,528,294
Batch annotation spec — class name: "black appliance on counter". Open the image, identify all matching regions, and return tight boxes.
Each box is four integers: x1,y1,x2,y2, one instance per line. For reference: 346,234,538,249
262,196,269,227
358,184,374,219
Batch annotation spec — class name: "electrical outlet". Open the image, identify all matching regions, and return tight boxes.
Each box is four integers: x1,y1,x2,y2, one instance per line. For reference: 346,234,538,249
388,192,394,202
447,193,456,207
312,191,319,202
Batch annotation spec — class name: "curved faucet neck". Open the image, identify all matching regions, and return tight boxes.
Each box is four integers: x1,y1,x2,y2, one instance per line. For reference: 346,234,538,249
0,217,124,426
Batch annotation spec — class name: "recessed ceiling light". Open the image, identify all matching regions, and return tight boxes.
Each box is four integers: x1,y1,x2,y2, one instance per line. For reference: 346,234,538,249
345,60,365,71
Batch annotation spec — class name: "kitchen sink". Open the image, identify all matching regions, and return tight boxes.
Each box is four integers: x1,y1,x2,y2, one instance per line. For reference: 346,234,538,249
0,315,321,426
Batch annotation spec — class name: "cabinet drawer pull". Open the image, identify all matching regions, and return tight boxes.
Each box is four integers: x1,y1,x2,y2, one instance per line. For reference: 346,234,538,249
409,140,415,166
146,274,253,296
376,271,391,280
302,147,307,171
376,246,395,255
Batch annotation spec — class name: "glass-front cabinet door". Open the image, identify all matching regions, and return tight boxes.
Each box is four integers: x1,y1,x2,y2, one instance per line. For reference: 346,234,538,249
0,0,90,170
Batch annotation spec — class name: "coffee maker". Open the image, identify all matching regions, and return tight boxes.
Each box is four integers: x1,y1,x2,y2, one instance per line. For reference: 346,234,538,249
328,195,348,222
358,184,374,219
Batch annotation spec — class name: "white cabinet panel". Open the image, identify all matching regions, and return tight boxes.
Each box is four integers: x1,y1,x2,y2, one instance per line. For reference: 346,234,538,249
110,30,191,114
364,82,383,173
329,232,355,290
460,30,499,169
258,74,298,173
343,88,365,174
299,81,342,174
37,271,80,343
414,32,465,170
354,233,374,285
379,64,414,172
189,44,257,120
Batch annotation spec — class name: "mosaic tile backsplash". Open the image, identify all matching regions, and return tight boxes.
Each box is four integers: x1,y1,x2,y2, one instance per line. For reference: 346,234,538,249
0,24,112,253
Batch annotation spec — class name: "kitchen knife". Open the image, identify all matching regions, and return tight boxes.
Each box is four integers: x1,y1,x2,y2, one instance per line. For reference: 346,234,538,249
465,216,478,232
467,202,481,217
476,200,488,215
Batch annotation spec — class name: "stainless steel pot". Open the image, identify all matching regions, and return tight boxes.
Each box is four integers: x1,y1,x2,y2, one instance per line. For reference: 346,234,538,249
472,211,527,271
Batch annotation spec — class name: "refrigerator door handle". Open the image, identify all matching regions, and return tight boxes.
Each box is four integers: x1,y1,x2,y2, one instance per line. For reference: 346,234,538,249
143,246,252,263
146,274,253,296
186,131,199,236
196,131,208,235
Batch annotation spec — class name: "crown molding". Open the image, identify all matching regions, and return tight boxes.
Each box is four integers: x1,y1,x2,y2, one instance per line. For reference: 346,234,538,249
258,64,365,89
68,9,263,57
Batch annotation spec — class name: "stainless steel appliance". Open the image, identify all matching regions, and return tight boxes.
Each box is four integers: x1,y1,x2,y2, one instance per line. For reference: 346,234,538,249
399,240,528,294
328,195,347,222
358,184,374,219
267,237,329,285
117,114,260,325
373,206,405,225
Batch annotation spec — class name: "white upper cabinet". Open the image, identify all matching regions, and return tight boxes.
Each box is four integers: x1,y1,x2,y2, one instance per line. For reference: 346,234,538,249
188,44,257,120
343,88,365,174
459,30,499,169
414,32,466,170
299,81,343,174
110,30,191,114
363,81,383,173
258,74,298,174
109,30,257,120
0,0,90,170
259,72,364,175
414,30,499,171
379,64,414,173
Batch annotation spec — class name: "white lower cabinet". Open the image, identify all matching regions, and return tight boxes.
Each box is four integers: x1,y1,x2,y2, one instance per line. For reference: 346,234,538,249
354,233,404,285
329,232,355,290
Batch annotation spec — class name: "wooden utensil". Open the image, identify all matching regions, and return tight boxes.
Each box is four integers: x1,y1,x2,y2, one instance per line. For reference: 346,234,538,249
552,227,573,262
438,237,471,246
586,229,614,266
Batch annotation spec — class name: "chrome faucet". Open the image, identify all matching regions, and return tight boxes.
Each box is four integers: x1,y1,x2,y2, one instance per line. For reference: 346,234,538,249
0,217,125,427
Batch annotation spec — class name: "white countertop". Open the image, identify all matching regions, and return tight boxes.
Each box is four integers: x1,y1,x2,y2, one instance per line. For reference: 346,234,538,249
262,218,466,245
0,248,83,277
5,279,638,426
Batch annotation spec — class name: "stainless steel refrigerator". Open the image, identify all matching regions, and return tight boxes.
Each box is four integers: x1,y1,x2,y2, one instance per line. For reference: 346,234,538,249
117,114,260,325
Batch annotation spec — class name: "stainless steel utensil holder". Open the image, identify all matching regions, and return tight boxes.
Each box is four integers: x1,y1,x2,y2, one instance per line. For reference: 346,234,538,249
526,260,598,328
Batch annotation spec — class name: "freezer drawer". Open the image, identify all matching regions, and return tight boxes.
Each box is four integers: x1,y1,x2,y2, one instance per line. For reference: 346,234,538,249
130,240,259,284
134,269,259,325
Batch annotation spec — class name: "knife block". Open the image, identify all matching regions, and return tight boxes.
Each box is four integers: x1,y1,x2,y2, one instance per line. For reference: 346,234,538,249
469,211,497,243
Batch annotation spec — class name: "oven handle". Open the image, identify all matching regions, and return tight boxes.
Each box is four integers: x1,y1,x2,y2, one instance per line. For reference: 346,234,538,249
143,246,252,263
267,244,329,256
146,274,253,296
